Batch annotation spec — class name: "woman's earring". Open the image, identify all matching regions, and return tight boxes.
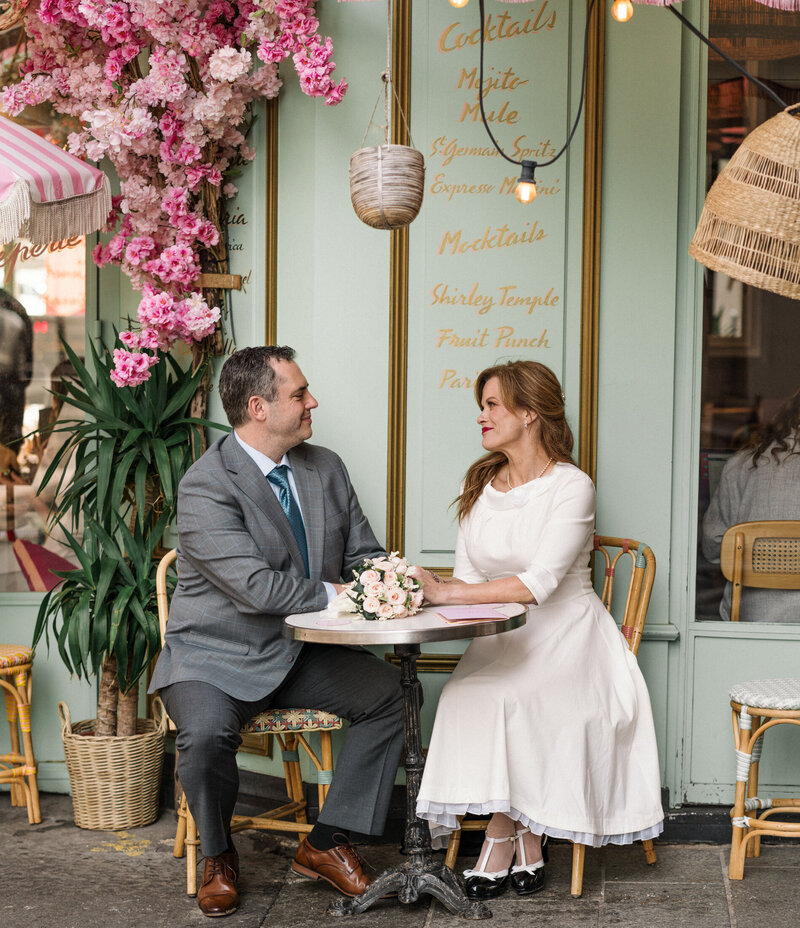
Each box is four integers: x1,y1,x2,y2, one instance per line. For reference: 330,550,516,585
524,420,529,429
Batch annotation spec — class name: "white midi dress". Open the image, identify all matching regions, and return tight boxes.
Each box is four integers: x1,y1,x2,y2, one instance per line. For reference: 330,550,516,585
416,463,664,848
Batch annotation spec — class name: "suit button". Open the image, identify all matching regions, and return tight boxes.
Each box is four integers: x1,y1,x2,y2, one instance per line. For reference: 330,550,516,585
287,656,294,663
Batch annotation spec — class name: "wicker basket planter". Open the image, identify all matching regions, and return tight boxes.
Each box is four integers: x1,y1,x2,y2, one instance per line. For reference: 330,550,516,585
349,144,425,230
58,698,167,830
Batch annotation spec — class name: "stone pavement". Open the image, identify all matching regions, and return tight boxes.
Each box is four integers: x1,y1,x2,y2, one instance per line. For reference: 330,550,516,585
2,794,799,928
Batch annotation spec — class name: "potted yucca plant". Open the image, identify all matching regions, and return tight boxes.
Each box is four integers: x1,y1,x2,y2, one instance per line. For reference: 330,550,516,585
32,338,223,828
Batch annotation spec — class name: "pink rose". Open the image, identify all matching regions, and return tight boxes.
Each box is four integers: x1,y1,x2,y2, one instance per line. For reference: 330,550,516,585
362,596,380,615
364,581,384,599
377,603,394,620
387,588,406,606
359,569,380,586
392,604,407,616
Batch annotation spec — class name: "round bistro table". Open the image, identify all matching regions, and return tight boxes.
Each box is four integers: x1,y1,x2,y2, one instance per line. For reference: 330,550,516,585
284,603,527,920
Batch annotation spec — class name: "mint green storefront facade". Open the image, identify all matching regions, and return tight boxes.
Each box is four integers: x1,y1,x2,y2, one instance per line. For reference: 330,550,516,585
2,0,799,817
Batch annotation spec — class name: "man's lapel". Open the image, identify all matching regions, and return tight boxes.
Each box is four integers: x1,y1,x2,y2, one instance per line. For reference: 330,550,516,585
289,444,324,579
221,433,308,576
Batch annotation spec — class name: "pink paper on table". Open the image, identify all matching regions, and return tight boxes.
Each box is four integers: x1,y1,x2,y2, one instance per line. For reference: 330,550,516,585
437,605,507,622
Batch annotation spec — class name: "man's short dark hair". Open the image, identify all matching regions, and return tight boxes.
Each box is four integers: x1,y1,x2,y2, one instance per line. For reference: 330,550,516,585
218,346,296,427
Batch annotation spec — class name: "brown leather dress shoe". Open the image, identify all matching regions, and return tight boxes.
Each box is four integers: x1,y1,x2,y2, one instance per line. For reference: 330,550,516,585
198,849,239,917
292,837,374,897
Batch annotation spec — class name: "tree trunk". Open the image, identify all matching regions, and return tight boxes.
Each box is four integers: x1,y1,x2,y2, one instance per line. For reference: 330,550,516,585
117,681,139,738
95,655,119,736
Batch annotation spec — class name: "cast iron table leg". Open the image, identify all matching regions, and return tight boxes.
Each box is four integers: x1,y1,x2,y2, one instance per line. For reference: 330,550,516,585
328,643,490,919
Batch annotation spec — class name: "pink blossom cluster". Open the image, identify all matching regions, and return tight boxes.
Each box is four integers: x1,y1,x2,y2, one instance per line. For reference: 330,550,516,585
1,0,346,386
347,554,424,622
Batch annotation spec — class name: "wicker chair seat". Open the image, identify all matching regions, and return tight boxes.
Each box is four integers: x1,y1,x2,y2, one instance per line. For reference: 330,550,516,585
0,645,33,669
730,678,800,711
243,707,342,733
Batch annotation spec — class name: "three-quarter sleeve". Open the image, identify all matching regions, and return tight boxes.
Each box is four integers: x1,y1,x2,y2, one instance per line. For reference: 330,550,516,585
516,472,595,606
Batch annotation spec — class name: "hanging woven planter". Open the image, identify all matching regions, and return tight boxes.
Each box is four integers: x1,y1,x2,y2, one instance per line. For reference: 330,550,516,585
348,0,424,232
350,143,424,231
689,106,800,300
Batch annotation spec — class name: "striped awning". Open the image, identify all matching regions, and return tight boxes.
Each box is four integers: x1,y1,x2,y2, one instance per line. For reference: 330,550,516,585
0,116,111,246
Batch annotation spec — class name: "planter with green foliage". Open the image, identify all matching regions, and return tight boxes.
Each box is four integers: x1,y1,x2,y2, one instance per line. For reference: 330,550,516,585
33,338,222,738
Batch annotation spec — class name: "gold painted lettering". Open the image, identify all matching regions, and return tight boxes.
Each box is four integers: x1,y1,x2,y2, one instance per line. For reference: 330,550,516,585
438,2,557,54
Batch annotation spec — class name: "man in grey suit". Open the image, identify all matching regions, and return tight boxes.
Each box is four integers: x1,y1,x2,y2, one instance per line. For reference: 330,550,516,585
150,346,404,917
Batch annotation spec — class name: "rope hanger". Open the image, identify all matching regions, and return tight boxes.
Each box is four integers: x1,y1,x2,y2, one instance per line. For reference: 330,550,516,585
360,0,415,150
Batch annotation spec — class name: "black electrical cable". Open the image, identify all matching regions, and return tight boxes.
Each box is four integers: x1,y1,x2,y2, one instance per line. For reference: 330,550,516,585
476,0,598,173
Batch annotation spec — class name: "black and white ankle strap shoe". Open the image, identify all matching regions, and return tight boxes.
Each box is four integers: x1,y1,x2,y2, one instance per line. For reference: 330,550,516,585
463,834,514,900
510,829,547,897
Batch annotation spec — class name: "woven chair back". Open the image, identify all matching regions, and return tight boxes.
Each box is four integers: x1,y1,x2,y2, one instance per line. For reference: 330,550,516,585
155,548,178,731
720,520,800,621
156,547,178,648
592,535,656,657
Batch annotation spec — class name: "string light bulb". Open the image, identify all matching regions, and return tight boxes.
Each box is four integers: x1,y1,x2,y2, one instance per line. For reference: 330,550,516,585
611,0,634,23
449,0,470,7
514,161,537,205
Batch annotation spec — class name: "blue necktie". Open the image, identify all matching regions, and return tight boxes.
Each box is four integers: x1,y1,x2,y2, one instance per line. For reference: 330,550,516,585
267,465,310,578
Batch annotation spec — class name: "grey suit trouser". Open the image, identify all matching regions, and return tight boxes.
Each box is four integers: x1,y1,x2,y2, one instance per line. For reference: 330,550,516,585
160,644,404,858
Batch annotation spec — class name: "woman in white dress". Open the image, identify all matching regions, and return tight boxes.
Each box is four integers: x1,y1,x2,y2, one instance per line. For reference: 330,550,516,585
412,360,664,900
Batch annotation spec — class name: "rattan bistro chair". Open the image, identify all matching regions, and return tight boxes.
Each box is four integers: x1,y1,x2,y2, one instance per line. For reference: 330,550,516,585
156,549,343,896
720,520,800,622
719,521,800,879
0,645,41,823
443,535,658,897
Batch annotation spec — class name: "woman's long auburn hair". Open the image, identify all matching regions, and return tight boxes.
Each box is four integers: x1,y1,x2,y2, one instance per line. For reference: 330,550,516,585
456,361,575,522
747,387,800,466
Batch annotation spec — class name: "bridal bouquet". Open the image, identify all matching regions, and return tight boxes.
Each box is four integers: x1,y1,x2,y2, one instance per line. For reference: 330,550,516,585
346,553,423,621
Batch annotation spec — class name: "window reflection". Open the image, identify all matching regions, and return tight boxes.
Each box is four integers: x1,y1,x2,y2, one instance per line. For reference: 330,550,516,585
0,236,85,593
696,0,800,621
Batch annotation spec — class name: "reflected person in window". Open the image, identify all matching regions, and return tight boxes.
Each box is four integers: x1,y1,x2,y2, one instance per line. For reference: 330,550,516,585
702,387,800,622
0,288,32,479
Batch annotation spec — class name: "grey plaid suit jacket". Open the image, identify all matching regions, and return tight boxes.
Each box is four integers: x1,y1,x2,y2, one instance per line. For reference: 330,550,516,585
149,433,383,701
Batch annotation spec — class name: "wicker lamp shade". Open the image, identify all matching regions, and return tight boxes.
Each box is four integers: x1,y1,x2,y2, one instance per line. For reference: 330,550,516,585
689,107,800,300
349,144,425,231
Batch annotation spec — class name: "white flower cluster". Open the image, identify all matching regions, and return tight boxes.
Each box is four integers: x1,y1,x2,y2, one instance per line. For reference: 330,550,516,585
347,552,423,621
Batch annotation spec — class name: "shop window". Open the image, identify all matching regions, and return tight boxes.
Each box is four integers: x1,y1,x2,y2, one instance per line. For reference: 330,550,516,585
0,235,86,593
695,0,800,622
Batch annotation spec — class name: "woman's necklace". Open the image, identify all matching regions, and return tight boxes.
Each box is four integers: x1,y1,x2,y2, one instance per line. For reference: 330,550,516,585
505,456,554,490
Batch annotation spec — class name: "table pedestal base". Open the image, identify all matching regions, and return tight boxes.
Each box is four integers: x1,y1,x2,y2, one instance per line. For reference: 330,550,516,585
327,643,491,919
327,856,489,919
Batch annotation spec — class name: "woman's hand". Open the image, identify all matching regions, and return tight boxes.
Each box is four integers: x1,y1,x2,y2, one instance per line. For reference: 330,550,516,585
409,566,462,606
410,566,536,607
